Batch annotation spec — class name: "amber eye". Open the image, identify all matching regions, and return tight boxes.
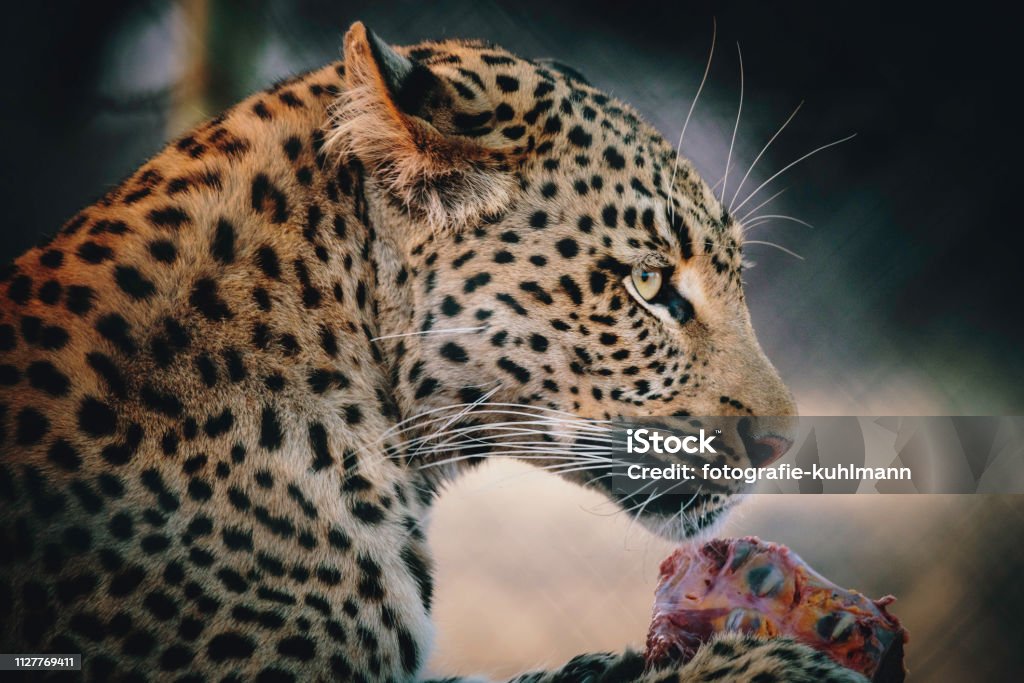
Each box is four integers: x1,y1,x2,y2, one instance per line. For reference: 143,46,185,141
631,265,664,301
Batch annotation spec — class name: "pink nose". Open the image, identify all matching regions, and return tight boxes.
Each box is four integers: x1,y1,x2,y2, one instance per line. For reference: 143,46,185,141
747,434,794,467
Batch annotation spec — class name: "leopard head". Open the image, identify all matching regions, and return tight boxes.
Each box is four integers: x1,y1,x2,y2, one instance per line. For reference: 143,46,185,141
329,23,797,539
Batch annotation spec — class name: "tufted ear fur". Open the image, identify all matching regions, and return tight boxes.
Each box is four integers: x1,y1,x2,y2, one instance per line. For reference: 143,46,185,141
326,22,517,231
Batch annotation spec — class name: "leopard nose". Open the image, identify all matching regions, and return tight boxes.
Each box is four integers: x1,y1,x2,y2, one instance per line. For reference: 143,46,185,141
743,433,793,467
738,416,796,467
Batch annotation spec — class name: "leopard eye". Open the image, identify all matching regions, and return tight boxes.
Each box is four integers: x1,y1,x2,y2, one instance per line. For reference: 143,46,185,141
631,265,664,301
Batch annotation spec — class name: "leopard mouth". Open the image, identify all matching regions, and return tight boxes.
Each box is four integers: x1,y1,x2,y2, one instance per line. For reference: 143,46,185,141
632,494,733,540
584,473,736,540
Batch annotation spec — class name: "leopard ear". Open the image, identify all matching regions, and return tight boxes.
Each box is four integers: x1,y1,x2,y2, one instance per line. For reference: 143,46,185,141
327,22,516,231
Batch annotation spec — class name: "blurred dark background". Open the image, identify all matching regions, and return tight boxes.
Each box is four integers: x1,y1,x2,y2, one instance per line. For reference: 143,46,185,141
2,0,1022,413
1,2,1022,680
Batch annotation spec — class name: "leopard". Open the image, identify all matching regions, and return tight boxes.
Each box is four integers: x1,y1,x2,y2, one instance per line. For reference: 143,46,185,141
0,21,867,683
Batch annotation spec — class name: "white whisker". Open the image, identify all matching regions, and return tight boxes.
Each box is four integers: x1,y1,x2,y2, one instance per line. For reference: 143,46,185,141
417,383,503,452
742,214,814,232
721,42,744,206
370,326,487,342
416,437,616,459
624,485,658,546
729,102,803,209
377,401,610,450
422,438,615,456
539,462,623,476
737,187,787,223
743,239,805,260
391,421,614,464
669,18,716,224
391,419,615,458
419,450,616,471
376,397,496,444
732,133,857,213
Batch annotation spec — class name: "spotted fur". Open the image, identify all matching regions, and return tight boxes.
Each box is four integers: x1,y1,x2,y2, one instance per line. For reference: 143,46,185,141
0,22,863,682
